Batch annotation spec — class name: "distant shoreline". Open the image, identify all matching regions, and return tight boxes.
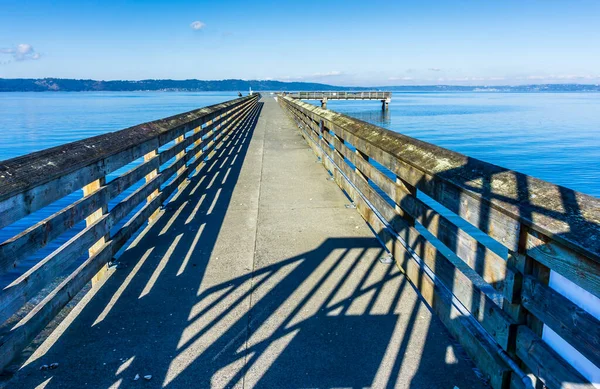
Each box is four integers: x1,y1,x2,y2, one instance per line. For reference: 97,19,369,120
1,78,599,92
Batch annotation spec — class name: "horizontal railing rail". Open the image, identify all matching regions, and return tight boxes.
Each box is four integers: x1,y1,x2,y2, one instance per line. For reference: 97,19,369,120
286,91,392,100
278,94,599,389
0,94,260,370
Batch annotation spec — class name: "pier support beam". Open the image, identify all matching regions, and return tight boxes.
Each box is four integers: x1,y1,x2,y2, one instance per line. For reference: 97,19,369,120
321,97,327,109
382,98,390,110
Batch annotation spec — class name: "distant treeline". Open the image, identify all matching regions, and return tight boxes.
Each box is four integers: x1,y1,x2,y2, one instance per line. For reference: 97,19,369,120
0,78,598,92
0,78,347,92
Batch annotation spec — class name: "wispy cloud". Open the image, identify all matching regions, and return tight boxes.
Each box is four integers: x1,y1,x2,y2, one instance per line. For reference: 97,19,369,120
278,71,345,82
435,76,508,82
0,44,41,64
389,76,413,81
278,75,301,81
428,67,442,72
190,21,206,30
312,71,343,78
524,74,599,81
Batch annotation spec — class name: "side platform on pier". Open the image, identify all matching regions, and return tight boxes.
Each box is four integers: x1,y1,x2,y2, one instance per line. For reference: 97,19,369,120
286,91,392,109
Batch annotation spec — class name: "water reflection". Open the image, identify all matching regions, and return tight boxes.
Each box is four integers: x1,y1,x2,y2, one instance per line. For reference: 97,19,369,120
350,109,391,126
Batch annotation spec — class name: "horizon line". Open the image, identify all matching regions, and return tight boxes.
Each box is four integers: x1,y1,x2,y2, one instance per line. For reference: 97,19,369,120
1,77,600,88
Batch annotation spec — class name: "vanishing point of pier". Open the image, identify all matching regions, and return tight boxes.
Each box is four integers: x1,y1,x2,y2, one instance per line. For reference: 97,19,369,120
0,94,598,389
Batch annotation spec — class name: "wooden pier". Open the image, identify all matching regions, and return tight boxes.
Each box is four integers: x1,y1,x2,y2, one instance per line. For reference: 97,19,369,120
287,91,392,109
0,94,598,389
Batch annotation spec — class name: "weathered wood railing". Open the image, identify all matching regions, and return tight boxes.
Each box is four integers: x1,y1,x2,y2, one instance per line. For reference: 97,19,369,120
0,93,260,370
278,95,600,389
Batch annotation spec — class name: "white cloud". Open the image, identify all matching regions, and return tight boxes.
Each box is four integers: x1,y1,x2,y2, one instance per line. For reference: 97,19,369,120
0,43,41,64
312,71,343,78
437,77,471,82
279,75,303,81
525,74,600,81
277,71,344,82
388,76,413,81
190,21,206,30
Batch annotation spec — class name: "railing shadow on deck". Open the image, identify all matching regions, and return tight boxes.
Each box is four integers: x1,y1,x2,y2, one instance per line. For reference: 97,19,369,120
277,95,600,389
3,101,262,387
3,95,597,389
379,162,598,389
3,99,486,389
0,94,259,380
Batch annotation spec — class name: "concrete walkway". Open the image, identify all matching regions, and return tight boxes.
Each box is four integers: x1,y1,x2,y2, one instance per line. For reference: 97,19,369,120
6,97,486,389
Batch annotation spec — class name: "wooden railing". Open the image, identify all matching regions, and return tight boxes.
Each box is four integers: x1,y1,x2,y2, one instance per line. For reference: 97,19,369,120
278,95,600,389
287,91,392,100
0,94,260,370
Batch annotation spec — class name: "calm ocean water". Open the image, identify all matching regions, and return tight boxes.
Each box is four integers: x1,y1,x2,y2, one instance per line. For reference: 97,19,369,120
0,92,241,275
0,91,599,275
2,92,599,198
324,92,600,198
1,91,598,382
0,92,240,160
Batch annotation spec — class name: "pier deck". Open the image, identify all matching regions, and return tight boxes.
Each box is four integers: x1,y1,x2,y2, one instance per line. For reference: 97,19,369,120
3,93,598,389
5,98,486,388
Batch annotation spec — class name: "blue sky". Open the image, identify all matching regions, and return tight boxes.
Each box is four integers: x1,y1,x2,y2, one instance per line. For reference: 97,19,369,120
1,0,599,86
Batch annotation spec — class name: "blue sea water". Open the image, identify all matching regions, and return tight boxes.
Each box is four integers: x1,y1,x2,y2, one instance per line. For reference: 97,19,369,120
323,92,600,198
0,91,598,275
1,91,598,382
0,92,240,160
0,92,240,276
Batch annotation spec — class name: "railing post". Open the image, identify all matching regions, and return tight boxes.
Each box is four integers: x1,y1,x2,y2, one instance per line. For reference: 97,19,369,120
354,148,369,182
82,177,108,285
318,120,324,139
175,133,187,189
503,224,551,388
144,150,160,223
204,116,217,150
503,228,527,328
504,225,551,331
513,227,551,330
395,176,416,227
193,124,203,174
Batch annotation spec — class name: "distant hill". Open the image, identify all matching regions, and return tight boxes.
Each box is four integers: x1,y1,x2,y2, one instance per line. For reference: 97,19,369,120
383,84,600,92
0,78,598,92
0,78,355,92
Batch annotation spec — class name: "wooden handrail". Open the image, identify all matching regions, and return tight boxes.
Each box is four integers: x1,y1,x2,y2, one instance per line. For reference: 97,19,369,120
279,94,599,389
0,94,260,371
280,96,599,261
0,95,258,228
